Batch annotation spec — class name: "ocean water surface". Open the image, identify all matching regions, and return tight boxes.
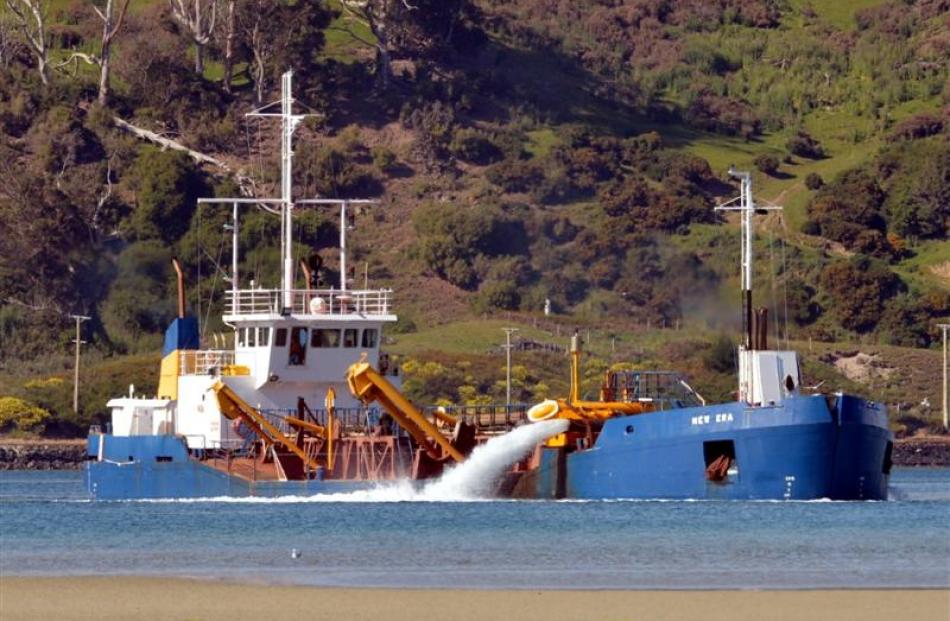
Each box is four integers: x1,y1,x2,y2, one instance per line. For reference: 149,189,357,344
1,468,948,590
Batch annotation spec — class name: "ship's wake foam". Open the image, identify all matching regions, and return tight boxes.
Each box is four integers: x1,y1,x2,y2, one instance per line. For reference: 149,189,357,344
152,419,568,504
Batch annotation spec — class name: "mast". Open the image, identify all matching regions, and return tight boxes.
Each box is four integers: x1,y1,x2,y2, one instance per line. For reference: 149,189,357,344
716,168,781,349
340,200,348,291
716,169,781,402
279,71,303,310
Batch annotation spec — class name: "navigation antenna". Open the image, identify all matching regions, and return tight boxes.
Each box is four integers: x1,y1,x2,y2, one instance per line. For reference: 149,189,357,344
198,71,317,313
246,71,312,310
715,168,782,350
198,72,379,315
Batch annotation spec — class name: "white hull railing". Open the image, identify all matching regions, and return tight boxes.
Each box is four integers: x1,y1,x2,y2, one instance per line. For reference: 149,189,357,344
225,288,393,317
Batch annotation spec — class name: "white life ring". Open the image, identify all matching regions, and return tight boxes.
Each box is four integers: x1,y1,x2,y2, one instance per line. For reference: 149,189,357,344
309,297,326,314
527,399,559,422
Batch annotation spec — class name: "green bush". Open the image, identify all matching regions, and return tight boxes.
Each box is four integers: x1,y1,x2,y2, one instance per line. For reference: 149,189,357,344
371,146,397,174
126,147,202,243
786,130,824,159
704,334,735,373
449,128,503,165
753,154,780,176
804,172,824,190
472,279,521,313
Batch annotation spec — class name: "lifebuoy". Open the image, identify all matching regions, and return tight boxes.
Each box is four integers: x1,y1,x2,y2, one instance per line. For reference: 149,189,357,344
309,297,326,314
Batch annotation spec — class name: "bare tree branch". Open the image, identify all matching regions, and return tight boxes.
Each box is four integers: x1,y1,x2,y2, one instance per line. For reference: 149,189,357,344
168,0,217,73
4,0,48,84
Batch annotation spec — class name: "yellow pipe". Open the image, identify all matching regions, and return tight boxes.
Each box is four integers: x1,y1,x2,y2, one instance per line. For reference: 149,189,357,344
528,398,647,423
325,386,336,474
346,360,464,462
285,416,326,437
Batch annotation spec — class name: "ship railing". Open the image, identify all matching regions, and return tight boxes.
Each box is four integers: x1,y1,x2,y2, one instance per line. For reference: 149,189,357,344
179,350,236,375
423,404,530,432
225,288,394,317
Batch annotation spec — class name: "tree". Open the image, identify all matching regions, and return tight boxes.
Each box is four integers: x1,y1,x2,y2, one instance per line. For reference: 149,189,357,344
220,0,235,92
235,0,332,104
4,0,48,84
93,0,131,105
339,0,466,89
126,147,202,243
820,257,902,333
168,0,217,74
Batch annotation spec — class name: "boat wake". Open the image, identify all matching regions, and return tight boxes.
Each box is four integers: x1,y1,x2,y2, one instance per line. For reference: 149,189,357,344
144,419,569,504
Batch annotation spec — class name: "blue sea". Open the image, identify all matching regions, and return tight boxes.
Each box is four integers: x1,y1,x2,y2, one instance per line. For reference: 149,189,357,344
1,468,949,590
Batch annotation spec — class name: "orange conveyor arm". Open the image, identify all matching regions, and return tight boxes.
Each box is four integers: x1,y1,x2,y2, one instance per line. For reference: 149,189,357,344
345,360,465,463
212,380,321,473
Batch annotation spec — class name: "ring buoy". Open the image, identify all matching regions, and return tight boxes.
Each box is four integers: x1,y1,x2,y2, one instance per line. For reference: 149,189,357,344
309,297,326,314
527,399,559,422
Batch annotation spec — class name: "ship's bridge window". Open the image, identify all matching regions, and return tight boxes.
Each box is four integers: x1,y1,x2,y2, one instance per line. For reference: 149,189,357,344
343,329,358,348
275,328,287,347
246,327,256,347
258,327,271,346
361,328,378,348
236,328,246,348
289,327,307,365
312,328,341,348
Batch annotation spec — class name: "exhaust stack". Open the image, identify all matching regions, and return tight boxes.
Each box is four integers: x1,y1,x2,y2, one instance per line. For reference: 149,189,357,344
171,258,185,319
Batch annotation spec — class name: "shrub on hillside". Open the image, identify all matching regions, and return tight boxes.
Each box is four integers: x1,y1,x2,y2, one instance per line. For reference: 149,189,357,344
125,147,203,243
486,159,545,193
753,154,780,176
704,334,735,373
786,130,825,159
806,169,887,251
804,172,824,190
887,113,944,142
411,203,524,290
685,91,761,138
820,257,903,333
472,279,521,313
371,146,397,174
449,128,503,165
0,397,51,434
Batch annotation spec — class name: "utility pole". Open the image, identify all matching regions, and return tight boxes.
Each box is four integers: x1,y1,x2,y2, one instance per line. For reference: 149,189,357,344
71,315,90,414
503,327,519,407
939,324,949,431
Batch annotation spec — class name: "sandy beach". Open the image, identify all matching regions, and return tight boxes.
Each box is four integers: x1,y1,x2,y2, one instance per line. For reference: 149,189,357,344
0,577,946,621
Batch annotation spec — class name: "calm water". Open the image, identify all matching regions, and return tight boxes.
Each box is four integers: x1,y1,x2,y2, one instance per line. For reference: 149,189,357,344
1,468,949,590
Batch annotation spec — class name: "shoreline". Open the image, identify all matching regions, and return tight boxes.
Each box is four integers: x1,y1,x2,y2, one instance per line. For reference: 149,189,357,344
3,435,950,470
0,576,947,621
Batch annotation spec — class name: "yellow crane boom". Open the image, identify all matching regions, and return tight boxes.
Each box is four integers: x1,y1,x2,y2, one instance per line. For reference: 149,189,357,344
345,360,465,463
211,380,321,473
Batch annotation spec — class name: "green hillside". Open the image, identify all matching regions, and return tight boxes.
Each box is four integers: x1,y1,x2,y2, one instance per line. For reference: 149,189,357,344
0,0,947,436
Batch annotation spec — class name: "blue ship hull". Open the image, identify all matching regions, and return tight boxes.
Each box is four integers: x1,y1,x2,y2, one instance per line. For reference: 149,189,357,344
86,393,891,501
525,393,892,500
85,435,375,500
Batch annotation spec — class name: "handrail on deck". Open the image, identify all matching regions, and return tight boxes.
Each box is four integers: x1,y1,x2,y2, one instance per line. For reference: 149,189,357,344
225,288,394,317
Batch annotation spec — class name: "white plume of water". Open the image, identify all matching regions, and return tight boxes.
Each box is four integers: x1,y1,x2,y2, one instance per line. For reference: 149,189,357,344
419,418,569,501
